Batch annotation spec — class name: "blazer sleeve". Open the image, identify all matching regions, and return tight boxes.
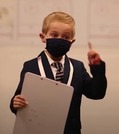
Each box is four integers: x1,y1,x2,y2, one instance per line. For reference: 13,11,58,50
10,62,27,114
82,61,107,99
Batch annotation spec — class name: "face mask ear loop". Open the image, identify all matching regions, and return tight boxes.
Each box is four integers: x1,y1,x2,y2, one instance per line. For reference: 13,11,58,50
71,39,75,44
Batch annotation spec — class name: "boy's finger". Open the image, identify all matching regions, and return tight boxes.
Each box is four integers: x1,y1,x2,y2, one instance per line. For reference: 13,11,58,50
88,42,92,50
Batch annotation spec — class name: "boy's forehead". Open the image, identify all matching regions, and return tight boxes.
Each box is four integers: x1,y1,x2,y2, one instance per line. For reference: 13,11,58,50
48,21,73,32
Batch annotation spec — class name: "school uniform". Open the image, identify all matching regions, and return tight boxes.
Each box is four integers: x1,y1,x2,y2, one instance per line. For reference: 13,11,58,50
10,50,107,134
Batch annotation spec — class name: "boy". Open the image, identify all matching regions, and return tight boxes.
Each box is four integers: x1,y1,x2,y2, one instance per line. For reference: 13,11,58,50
10,11,107,134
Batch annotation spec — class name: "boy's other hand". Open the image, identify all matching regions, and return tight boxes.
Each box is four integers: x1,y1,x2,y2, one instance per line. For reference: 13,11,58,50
87,42,101,65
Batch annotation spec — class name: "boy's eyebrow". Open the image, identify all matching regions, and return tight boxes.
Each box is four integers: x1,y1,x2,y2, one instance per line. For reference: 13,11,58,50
49,30,58,33
51,30,57,33
63,32,72,36
64,31,71,34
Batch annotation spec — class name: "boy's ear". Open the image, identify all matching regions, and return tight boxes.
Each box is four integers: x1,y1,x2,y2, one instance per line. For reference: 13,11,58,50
39,33,46,43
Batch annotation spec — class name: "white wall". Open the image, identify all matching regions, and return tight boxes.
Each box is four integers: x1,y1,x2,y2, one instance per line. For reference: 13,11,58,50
0,0,119,134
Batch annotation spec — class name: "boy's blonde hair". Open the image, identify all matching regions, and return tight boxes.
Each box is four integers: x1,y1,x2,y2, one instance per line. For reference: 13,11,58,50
42,11,75,37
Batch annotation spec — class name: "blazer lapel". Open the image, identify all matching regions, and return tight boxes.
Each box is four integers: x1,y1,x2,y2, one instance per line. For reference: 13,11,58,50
63,55,70,84
38,51,54,80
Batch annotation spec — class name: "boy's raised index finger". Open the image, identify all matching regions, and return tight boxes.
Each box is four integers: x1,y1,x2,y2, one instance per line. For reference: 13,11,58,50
88,42,92,50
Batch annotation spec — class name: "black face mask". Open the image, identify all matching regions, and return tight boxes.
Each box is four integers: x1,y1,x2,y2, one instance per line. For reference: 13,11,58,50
46,38,72,57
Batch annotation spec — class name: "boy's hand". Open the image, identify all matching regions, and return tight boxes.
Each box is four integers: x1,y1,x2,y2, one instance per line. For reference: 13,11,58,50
13,95,28,110
87,42,101,65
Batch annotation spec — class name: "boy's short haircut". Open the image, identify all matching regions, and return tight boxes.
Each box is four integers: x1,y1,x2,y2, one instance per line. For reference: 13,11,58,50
42,11,75,37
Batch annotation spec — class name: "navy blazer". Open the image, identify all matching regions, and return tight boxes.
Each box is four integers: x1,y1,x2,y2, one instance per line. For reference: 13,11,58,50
10,51,107,134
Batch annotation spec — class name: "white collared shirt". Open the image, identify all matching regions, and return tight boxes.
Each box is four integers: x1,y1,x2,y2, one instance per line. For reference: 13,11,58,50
42,50,65,78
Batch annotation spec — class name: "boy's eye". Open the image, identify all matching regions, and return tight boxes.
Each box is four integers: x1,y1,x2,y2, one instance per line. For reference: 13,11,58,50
64,36,70,40
50,33,58,38
62,35,71,40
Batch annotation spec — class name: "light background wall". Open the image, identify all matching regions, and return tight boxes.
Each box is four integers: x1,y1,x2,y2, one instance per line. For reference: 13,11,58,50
0,0,119,134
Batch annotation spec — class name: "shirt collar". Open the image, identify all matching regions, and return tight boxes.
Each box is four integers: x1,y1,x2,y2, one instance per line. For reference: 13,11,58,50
44,50,65,66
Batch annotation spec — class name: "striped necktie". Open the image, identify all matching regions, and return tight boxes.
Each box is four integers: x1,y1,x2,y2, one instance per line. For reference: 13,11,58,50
52,62,64,82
